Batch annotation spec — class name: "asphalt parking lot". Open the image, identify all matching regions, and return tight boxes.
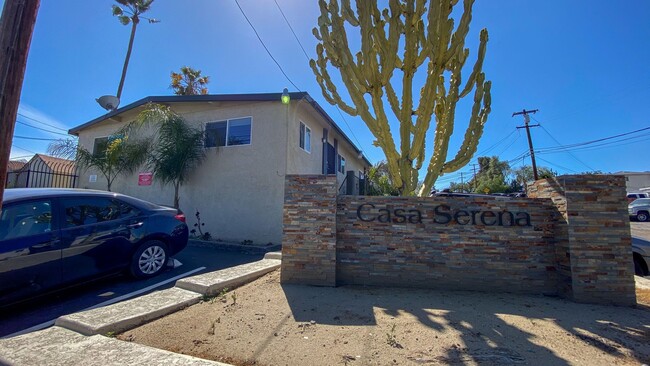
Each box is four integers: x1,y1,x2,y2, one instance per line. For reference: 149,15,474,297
0,243,264,338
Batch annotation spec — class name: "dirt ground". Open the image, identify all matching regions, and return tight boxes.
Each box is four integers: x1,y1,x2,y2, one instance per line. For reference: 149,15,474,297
118,223,650,365
120,268,650,366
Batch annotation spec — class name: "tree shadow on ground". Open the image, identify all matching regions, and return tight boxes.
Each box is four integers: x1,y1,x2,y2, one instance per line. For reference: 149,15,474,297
282,284,650,365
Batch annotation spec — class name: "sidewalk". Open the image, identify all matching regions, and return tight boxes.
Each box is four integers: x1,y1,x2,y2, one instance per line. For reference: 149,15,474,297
0,254,281,366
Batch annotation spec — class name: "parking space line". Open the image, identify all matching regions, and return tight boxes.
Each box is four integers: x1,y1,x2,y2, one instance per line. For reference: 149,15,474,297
2,266,206,339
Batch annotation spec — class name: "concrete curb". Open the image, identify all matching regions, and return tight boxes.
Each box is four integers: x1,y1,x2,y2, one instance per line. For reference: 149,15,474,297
189,239,281,254
0,326,228,366
55,287,202,336
636,275,650,290
176,258,281,296
264,251,282,260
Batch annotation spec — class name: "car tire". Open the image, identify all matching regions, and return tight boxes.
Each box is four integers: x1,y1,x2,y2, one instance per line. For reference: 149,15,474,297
129,240,168,279
635,257,646,276
637,211,649,222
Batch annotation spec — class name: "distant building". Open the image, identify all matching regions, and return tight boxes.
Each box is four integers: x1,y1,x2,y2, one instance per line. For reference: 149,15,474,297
5,160,27,188
11,154,77,188
614,171,650,193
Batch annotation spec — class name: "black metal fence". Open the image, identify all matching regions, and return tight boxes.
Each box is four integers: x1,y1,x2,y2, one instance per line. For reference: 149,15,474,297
338,171,378,196
6,157,78,189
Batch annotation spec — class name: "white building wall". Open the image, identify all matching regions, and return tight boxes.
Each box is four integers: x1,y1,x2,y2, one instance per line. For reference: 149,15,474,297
75,99,369,244
76,101,287,244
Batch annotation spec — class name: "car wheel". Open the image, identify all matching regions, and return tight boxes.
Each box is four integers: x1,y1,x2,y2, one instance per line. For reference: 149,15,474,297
637,212,649,222
130,240,168,279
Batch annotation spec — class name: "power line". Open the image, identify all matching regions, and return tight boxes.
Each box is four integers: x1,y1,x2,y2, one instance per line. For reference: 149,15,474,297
11,145,39,154
536,125,650,152
475,128,517,156
272,0,368,161
536,133,650,155
273,0,311,60
537,156,579,174
17,112,68,132
13,135,58,141
16,120,70,136
234,0,300,91
536,121,595,171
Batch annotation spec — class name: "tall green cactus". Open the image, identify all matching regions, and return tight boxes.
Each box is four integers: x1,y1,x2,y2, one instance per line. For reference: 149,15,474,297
311,0,491,196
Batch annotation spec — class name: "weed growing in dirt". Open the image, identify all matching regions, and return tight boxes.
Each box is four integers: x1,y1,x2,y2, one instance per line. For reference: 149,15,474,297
201,287,230,304
208,317,220,335
386,324,403,349
105,331,116,338
231,292,238,305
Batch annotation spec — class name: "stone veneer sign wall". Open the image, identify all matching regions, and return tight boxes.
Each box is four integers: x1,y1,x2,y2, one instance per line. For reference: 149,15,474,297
281,174,636,306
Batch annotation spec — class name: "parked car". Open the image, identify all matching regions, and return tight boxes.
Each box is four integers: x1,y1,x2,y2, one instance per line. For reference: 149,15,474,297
633,237,650,276
627,192,648,203
629,198,650,222
0,188,188,305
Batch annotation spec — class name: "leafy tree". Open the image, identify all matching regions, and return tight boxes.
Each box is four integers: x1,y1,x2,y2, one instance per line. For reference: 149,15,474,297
311,0,491,196
134,104,206,208
367,161,400,196
474,176,509,194
170,66,210,95
449,181,471,193
513,165,557,190
112,0,158,100
48,134,149,192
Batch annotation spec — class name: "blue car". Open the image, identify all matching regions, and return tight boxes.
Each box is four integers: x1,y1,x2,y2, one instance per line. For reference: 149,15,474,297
0,188,188,305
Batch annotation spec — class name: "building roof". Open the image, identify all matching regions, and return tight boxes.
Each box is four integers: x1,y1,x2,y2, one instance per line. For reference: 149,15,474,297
31,154,75,173
614,171,650,176
69,92,372,167
7,160,26,172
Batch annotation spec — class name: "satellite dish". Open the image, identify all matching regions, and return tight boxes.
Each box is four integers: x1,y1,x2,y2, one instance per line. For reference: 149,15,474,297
96,95,120,111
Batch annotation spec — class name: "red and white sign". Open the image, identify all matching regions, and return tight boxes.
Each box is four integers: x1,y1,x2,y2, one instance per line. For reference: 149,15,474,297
138,172,153,186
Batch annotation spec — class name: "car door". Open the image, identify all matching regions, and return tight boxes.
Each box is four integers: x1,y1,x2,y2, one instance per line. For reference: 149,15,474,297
59,196,142,283
0,198,61,303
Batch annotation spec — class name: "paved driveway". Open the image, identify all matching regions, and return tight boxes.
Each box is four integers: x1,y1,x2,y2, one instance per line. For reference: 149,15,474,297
0,243,264,338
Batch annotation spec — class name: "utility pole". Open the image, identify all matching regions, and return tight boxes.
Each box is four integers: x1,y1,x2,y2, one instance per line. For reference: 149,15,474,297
471,163,478,192
513,109,540,180
0,0,41,210
460,172,464,193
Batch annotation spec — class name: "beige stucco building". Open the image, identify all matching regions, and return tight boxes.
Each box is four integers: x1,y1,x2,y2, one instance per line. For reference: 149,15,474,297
69,92,370,244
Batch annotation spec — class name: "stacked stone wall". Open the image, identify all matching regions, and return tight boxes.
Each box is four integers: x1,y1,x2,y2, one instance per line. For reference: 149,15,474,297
281,175,337,286
336,196,558,294
281,174,637,306
530,175,635,305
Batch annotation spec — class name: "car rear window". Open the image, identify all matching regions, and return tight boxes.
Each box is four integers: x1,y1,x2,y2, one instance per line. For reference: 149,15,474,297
62,197,140,227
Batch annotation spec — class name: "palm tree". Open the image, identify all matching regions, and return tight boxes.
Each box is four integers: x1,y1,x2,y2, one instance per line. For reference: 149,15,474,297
112,0,158,100
135,104,206,208
48,134,149,192
170,66,210,95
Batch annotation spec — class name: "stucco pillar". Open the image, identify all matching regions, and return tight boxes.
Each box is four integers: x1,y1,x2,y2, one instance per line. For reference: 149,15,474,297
281,175,337,286
529,175,636,306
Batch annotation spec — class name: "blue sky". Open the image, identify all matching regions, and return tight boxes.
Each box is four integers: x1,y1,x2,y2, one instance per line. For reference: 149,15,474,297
10,1,650,188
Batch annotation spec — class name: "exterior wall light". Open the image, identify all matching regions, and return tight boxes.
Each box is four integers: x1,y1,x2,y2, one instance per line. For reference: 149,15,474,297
322,137,328,143
281,88,290,105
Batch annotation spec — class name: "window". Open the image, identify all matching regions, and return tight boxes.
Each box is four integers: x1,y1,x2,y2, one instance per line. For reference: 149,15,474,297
299,122,311,153
0,200,52,240
62,197,137,227
93,137,109,156
338,154,346,174
205,117,252,148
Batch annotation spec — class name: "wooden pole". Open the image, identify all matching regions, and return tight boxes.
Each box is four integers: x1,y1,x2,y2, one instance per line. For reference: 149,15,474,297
0,0,40,210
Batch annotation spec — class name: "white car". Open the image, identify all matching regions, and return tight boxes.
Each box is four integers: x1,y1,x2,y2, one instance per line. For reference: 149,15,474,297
629,198,650,222
633,237,650,276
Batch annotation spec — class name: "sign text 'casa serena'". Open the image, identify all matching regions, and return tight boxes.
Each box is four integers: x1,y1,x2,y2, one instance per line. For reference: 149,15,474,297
355,203,531,227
